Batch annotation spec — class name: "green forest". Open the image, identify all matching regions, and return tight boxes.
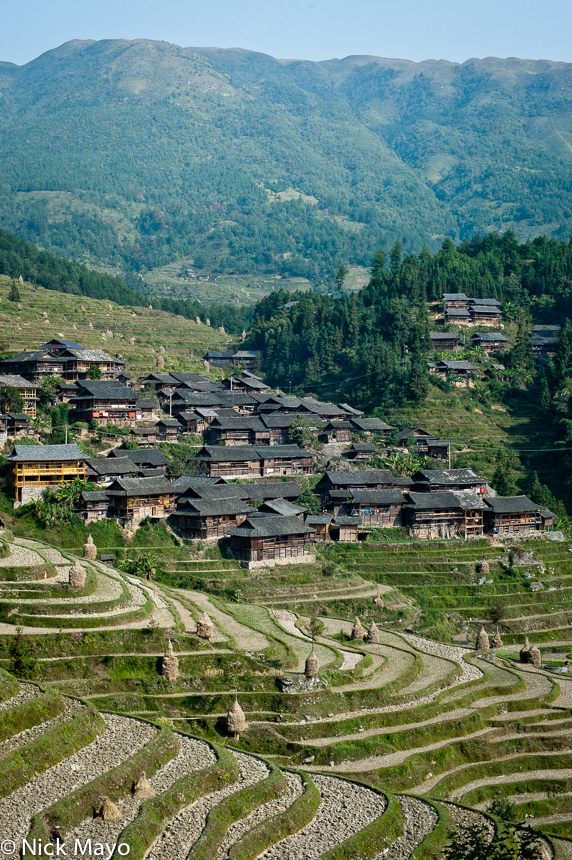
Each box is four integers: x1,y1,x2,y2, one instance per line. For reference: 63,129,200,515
3,40,572,286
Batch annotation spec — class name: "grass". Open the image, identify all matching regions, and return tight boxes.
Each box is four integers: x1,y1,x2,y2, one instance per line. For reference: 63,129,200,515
0,275,231,379
0,689,65,741
143,266,312,306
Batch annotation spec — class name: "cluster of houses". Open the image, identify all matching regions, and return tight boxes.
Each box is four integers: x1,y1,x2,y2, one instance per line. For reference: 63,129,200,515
5,434,555,567
442,294,503,327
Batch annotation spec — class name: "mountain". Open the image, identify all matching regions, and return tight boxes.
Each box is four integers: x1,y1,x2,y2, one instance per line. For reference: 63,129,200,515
1,40,572,289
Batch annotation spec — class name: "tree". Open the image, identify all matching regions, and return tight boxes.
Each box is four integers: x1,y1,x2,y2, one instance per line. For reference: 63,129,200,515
287,416,320,451
0,386,24,413
88,365,103,380
335,264,349,294
296,485,321,515
443,822,543,860
8,280,20,302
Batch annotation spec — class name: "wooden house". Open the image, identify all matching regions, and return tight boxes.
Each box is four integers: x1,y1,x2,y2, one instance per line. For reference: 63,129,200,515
6,413,34,438
109,447,170,473
411,468,487,495
8,443,86,505
80,491,110,524
205,350,235,367
107,476,178,522
156,419,180,442
469,304,502,326
329,516,367,542
259,445,314,476
340,488,404,527
483,496,544,534
194,445,263,478
319,420,354,443
404,491,487,540
346,443,377,461
206,415,269,446
445,308,471,326
68,381,140,427
260,413,324,445
0,343,124,382
442,293,470,310
0,375,38,418
314,470,395,506
85,457,141,486
350,417,395,438
221,375,269,393
228,515,315,566
130,426,159,446
435,360,478,384
531,326,560,358
304,514,332,541
171,497,253,540
430,332,460,352
469,332,509,353
232,350,263,369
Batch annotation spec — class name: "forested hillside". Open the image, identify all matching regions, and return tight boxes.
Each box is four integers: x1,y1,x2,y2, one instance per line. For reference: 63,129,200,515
2,40,572,288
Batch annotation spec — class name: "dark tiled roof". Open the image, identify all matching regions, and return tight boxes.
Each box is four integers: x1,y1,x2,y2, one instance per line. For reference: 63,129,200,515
533,325,560,332
81,491,109,502
437,360,478,371
157,419,181,427
322,420,354,430
261,413,323,429
351,418,395,432
75,382,137,401
229,515,315,538
210,416,266,431
348,489,405,505
8,443,84,462
196,445,261,462
446,309,470,317
406,491,487,511
86,457,140,476
258,498,305,516
172,475,222,492
319,469,394,487
112,448,169,467
350,444,376,452
412,468,486,485
468,297,501,306
0,375,37,389
484,495,541,513
338,403,365,416
430,332,460,340
40,339,85,349
470,332,509,342
175,498,253,516
108,476,176,496
470,305,501,314
443,293,469,301
305,515,332,525
333,516,363,526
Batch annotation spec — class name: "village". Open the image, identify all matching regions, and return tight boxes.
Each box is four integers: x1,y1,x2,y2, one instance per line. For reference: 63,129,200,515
0,316,556,569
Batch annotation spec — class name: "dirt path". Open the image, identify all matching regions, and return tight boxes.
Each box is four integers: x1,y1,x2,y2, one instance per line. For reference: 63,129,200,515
172,589,268,651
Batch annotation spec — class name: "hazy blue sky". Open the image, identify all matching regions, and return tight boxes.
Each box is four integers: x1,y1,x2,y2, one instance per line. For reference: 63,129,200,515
2,0,570,66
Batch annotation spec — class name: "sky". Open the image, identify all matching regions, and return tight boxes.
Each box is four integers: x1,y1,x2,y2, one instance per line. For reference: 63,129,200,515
1,0,570,67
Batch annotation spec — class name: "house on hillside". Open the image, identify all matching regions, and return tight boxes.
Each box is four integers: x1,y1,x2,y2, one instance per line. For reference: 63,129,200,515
411,469,487,495
68,381,140,427
430,332,460,352
339,488,405,527
443,293,471,310
397,428,450,458
109,447,170,473
0,375,38,418
469,332,509,353
350,417,394,438
129,426,159,446
346,443,377,461
194,445,314,479
318,420,354,443
445,308,471,326
434,360,478,385
106,476,178,522
85,457,142,486
206,415,269,446
156,419,180,442
170,497,254,540
483,496,545,534
205,350,235,367
0,344,124,383
6,413,34,438
80,491,110,524
260,413,324,445
403,491,487,540
8,443,86,506
228,515,316,567
304,514,332,541
329,516,368,542
257,498,305,518
531,326,561,359
469,303,502,326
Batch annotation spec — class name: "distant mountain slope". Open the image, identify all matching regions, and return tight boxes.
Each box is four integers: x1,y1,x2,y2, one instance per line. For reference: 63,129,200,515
1,40,572,286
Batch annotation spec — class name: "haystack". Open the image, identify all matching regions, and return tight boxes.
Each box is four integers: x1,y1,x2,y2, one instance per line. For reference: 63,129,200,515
491,629,503,649
68,559,86,589
196,611,214,640
476,627,490,651
83,534,97,560
227,697,248,741
161,640,179,681
528,644,542,667
133,773,156,799
351,617,365,640
305,647,319,679
367,621,380,644
478,560,490,575
520,637,531,663
101,798,122,821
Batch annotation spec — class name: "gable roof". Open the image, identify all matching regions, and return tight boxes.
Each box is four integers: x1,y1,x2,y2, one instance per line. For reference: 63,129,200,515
443,293,469,301
176,498,254,517
86,457,141,476
172,475,223,492
110,448,169,467
351,417,395,432
470,305,501,314
470,332,509,342
40,338,85,350
0,375,38,389
318,469,394,487
406,491,487,511
412,468,486,485
468,297,501,306
107,476,175,496
484,495,541,513
437,360,478,371
8,443,84,462
258,498,305,516
229,515,315,538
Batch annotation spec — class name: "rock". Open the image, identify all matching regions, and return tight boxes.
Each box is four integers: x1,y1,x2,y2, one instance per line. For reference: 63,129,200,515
83,534,97,560
196,611,214,640
161,640,179,681
367,621,380,644
68,559,86,589
101,798,122,821
305,647,319,679
476,626,490,651
133,773,156,799
351,617,365,640
530,581,544,592
227,697,248,741
546,531,564,541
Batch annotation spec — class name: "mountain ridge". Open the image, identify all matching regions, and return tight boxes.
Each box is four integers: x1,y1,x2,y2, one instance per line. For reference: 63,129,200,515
1,39,572,289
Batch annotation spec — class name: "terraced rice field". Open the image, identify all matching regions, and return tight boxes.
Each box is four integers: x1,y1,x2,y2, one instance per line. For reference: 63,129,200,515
0,529,570,857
